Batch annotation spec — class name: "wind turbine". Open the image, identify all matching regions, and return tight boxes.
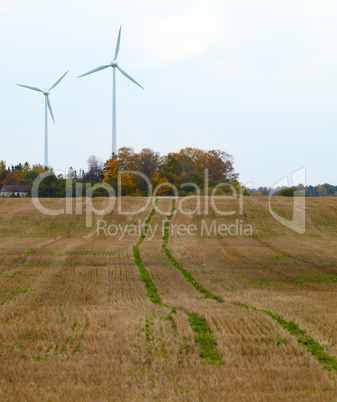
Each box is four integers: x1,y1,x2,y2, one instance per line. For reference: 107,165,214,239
16,71,69,167
78,25,143,156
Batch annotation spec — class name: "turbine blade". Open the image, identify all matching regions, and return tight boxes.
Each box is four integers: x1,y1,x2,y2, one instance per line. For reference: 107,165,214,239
46,96,55,123
117,66,144,89
16,84,44,93
114,25,122,60
78,65,110,78
49,70,69,91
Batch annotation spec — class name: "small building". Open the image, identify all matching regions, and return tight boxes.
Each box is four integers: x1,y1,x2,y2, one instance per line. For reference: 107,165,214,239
0,185,30,197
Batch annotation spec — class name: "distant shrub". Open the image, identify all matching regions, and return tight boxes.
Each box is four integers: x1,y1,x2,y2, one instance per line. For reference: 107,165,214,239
92,187,110,197
278,187,297,197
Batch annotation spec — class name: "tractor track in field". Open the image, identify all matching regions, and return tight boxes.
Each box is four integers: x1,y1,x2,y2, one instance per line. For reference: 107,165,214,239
162,198,337,374
133,200,223,365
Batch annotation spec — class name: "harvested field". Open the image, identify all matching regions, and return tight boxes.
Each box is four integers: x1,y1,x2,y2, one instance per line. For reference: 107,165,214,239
0,196,337,400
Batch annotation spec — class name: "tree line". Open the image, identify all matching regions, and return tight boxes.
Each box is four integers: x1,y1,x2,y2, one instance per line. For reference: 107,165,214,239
2,151,336,197
0,147,241,197
249,183,337,197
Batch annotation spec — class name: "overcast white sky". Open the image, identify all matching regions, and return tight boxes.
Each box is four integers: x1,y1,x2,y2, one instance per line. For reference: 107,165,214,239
1,0,337,187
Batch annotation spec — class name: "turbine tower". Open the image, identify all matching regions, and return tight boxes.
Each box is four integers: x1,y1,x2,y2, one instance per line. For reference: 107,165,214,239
79,26,143,156
17,71,69,167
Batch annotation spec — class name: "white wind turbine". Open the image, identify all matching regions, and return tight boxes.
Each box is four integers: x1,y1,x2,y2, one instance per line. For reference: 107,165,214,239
78,25,143,156
17,71,69,167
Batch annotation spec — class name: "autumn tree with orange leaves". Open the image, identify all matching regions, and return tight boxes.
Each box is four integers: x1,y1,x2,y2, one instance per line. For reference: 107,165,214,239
1,170,19,186
102,147,238,196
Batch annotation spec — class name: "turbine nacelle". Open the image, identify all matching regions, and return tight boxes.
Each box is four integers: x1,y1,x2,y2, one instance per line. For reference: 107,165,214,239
78,26,143,88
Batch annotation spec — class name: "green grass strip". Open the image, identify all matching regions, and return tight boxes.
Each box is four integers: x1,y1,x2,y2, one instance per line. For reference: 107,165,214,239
262,310,337,372
187,312,224,365
234,302,337,372
162,199,224,303
133,201,164,306
133,199,223,365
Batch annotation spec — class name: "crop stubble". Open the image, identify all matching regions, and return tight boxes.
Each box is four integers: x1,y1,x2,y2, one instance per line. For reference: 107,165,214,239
0,196,336,400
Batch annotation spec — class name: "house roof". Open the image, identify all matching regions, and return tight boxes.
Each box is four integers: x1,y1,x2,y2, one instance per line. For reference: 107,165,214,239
1,185,30,193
